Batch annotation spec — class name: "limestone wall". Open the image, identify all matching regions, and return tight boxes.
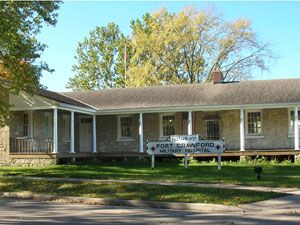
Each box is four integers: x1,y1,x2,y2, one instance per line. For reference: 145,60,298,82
96,108,293,153
0,125,9,165
9,154,57,167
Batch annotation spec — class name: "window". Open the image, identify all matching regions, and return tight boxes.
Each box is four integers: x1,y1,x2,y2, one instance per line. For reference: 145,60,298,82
160,114,175,137
44,112,53,138
23,113,29,137
246,111,263,136
118,115,132,138
289,110,300,136
62,115,70,141
206,120,220,140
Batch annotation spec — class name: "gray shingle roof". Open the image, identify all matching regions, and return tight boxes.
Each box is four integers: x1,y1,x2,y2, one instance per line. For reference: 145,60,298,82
37,89,93,109
61,78,300,111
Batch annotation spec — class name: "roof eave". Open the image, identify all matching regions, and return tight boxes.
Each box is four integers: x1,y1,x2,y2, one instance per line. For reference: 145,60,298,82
94,102,300,115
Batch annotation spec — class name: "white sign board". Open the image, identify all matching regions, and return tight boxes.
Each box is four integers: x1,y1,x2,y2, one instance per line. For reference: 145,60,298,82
147,136,225,155
170,135,199,142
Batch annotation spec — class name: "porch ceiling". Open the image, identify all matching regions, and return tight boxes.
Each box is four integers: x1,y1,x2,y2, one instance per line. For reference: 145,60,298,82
9,92,56,110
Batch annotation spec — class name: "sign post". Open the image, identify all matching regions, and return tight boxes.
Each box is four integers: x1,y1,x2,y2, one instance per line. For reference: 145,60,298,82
184,153,188,168
151,154,155,169
147,135,225,169
217,153,221,170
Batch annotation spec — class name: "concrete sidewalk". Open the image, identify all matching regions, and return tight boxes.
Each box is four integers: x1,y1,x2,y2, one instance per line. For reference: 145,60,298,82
4,175,300,195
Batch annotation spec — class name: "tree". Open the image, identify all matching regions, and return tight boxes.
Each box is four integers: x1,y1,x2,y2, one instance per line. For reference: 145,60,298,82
67,23,129,90
0,1,61,125
127,7,276,87
68,6,276,90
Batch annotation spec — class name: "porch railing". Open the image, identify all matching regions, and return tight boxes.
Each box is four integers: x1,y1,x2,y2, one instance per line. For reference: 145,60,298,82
10,137,53,154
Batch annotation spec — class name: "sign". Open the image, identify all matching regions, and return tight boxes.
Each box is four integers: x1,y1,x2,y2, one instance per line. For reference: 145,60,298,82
147,135,225,155
170,135,199,142
147,134,225,170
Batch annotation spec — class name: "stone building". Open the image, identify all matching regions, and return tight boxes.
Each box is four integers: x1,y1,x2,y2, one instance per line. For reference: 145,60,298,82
1,75,300,166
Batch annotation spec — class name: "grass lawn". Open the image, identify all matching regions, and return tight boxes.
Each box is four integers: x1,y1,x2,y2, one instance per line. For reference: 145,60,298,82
0,177,284,205
0,160,300,188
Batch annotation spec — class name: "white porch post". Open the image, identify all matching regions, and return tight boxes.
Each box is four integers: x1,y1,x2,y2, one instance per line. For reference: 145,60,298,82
70,111,75,153
295,107,299,150
53,108,58,153
188,111,193,135
240,109,245,151
92,115,97,153
139,113,144,153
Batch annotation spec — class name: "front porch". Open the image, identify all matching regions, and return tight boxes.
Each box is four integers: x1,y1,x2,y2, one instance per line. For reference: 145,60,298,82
6,106,300,165
8,109,96,154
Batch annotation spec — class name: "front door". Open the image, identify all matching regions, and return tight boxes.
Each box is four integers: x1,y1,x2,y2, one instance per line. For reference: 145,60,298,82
79,117,93,152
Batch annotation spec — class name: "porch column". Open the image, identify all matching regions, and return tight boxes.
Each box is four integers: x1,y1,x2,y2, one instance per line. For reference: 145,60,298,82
92,115,97,153
53,108,58,153
295,107,299,150
188,111,193,135
240,109,245,151
70,111,75,153
139,113,144,153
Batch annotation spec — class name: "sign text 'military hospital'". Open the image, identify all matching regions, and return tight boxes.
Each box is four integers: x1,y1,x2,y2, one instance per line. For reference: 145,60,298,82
147,135,225,155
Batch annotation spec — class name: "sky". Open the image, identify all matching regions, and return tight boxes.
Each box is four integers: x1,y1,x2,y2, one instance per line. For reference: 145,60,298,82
37,1,300,92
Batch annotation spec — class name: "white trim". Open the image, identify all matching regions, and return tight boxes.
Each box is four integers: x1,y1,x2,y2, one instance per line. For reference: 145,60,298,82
10,105,95,115
53,108,58,153
95,103,300,115
288,108,300,138
240,109,245,151
139,113,144,153
93,115,97,153
59,103,96,114
295,107,299,150
188,111,192,135
245,109,263,137
70,111,75,153
159,113,176,138
117,114,133,141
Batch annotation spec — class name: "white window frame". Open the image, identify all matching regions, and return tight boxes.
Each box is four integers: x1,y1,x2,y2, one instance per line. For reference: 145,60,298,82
117,114,134,141
62,114,70,142
245,109,264,138
288,109,300,137
159,113,176,138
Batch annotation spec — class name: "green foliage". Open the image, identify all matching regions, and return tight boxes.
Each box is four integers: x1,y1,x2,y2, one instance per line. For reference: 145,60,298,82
68,6,276,90
67,23,130,90
0,1,61,126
